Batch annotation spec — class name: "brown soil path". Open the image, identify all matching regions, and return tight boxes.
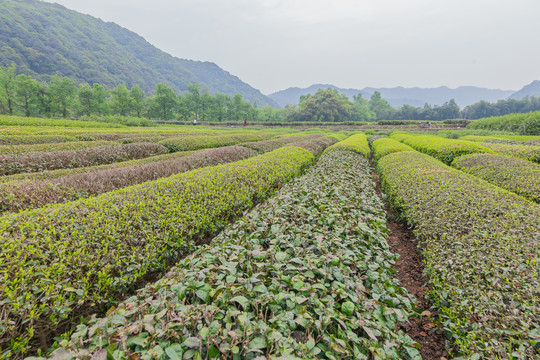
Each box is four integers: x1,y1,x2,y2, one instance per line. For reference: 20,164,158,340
371,169,451,359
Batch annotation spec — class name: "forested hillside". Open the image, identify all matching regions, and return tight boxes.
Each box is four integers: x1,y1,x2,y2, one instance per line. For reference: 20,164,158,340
0,0,277,106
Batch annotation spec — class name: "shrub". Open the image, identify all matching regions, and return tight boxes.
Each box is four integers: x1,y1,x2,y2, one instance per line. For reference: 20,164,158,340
371,138,414,160
323,133,370,157
0,140,115,155
158,133,271,152
0,135,76,145
377,151,540,358
475,142,540,164
0,146,258,214
0,142,169,176
452,153,540,203
400,135,493,164
467,111,540,135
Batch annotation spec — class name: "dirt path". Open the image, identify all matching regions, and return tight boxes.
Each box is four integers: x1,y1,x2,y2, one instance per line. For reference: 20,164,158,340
371,169,450,359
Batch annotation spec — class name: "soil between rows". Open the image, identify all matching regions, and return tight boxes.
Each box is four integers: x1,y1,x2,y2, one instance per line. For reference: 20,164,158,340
371,169,451,360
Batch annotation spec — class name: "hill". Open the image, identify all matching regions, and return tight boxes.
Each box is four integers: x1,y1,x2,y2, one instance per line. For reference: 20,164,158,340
0,0,278,107
269,84,514,108
509,80,540,99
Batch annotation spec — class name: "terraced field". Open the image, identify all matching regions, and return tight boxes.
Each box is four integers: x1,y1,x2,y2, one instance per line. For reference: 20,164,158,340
0,118,538,360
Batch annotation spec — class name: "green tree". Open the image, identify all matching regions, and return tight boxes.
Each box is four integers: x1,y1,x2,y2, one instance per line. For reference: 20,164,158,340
368,91,394,120
78,83,94,116
352,94,376,122
14,74,41,117
110,84,133,116
292,88,352,122
130,85,146,118
153,83,177,120
49,75,77,118
0,65,16,115
185,84,203,121
92,83,110,115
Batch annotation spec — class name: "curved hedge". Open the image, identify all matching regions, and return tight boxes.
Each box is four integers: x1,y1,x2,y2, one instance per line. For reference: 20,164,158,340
323,133,369,157
452,153,540,203
475,142,540,164
0,142,169,176
378,151,540,358
159,133,271,152
467,111,540,135
0,135,77,146
0,140,115,155
0,146,314,358
0,146,258,214
400,135,493,164
371,138,414,160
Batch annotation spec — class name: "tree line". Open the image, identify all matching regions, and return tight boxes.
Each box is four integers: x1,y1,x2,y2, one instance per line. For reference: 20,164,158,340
3,64,540,123
0,65,282,123
284,87,540,122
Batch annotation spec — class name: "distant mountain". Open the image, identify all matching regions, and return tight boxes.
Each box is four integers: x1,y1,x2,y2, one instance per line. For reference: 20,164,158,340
0,0,278,106
509,80,540,99
269,84,514,108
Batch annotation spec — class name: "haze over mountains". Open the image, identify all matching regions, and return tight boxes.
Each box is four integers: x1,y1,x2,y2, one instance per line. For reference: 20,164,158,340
268,84,532,108
0,0,278,107
1,0,539,111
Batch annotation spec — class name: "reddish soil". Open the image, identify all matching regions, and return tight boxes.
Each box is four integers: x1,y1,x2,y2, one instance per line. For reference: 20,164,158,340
372,170,451,360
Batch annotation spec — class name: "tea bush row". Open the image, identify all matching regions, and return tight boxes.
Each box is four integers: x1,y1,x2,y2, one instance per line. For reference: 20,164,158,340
397,135,493,165
474,141,540,164
377,151,540,358
48,149,420,360
158,133,273,152
0,140,116,155
452,153,540,203
0,135,77,146
0,146,314,357
0,143,169,176
323,133,370,157
0,146,258,214
371,138,414,161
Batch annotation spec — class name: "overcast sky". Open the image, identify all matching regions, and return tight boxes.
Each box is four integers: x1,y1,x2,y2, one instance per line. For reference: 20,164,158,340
44,0,540,94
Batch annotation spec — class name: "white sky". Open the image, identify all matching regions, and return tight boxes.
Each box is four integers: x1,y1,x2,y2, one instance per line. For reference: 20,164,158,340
43,0,540,94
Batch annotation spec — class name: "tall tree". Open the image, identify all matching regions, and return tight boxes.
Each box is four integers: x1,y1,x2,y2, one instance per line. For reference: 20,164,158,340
78,83,94,116
153,83,177,120
110,84,133,116
129,85,146,118
14,74,41,117
369,91,394,120
352,94,376,121
0,65,16,115
49,75,77,118
92,83,110,115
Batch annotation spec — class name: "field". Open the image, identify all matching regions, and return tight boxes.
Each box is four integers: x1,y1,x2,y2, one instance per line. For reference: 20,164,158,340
0,116,538,360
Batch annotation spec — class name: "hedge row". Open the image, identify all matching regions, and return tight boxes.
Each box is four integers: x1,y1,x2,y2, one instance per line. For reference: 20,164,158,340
286,136,338,155
0,142,169,176
0,135,77,146
475,141,540,164
452,153,540,203
0,140,115,156
0,146,259,214
467,111,540,135
0,115,125,128
377,151,540,358
48,149,419,360
323,133,369,157
371,138,414,161
399,135,493,164
158,133,273,152
0,146,314,358
0,150,197,184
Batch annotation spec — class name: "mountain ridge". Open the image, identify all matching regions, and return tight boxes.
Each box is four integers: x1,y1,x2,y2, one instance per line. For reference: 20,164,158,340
269,84,515,108
0,0,278,107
